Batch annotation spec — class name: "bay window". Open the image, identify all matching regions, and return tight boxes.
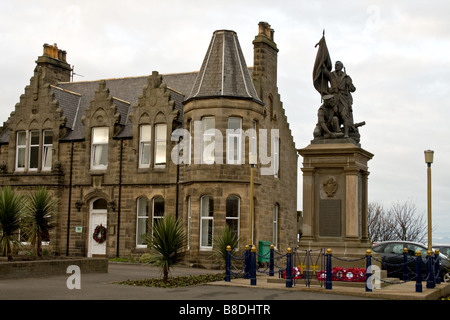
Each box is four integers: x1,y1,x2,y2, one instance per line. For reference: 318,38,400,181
200,195,214,249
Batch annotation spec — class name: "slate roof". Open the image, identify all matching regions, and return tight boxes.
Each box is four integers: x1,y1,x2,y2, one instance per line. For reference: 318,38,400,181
1,29,261,143
54,72,197,141
186,30,261,104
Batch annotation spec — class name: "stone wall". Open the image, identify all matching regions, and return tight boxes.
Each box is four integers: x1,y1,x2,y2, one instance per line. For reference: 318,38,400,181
0,258,108,279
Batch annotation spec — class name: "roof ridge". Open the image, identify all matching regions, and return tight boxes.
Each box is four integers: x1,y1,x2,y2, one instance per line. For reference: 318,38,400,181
50,84,82,96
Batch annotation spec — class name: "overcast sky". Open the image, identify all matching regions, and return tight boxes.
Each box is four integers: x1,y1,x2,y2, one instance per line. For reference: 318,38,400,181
1,1,449,243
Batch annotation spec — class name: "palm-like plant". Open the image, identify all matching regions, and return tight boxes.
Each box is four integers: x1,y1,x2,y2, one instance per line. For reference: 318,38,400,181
0,186,24,261
23,187,57,257
147,215,186,283
212,225,239,266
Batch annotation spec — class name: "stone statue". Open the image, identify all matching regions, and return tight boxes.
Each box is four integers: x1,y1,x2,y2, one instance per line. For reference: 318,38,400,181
322,61,355,138
312,32,365,143
313,95,344,139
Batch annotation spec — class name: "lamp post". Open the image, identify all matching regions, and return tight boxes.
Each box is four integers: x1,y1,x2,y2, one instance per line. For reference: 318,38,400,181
249,154,257,247
424,150,434,252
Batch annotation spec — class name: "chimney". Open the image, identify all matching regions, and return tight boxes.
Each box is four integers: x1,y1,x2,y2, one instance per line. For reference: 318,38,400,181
258,21,275,42
252,22,279,105
36,43,72,84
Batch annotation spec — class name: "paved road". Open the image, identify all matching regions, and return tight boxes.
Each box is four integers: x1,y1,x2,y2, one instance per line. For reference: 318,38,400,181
0,263,373,301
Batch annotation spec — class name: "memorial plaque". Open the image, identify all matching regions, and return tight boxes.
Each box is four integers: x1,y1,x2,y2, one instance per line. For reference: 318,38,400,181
319,199,341,237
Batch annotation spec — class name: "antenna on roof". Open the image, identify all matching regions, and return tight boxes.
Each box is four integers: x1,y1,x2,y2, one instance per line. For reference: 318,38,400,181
71,65,84,81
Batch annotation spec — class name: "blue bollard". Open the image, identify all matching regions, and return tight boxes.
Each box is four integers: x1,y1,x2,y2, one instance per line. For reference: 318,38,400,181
250,246,257,286
326,248,332,290
365,249,372,292
403,247,409,282
269,244,274,277
285,248,292,288
434,250,441,285
225,245,231,282
416,250,422,293
426,250,436,289
244,245,250,279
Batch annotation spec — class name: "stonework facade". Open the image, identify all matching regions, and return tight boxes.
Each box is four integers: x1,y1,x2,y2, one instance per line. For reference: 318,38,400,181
0,22,298,266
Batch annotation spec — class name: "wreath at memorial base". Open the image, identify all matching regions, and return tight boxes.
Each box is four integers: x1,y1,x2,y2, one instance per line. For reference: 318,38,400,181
93,224,107,244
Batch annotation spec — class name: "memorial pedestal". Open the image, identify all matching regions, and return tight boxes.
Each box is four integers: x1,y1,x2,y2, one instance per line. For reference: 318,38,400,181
298,140,374,258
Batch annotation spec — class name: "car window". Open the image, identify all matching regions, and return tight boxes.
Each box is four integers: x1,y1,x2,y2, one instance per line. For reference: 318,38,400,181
439,246,450,258
408,244,427,257
384,243,404,254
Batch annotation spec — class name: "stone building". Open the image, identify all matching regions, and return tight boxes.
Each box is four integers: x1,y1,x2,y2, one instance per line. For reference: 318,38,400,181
0,22,298,266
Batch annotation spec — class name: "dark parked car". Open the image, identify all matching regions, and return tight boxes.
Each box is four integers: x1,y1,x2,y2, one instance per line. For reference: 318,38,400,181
434,244,450,259
372,241,450,282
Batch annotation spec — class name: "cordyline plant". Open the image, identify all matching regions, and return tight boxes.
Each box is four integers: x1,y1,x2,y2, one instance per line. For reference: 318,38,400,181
23,187,57,257
147,215,186,283
0,186,24,261
212,225,239,266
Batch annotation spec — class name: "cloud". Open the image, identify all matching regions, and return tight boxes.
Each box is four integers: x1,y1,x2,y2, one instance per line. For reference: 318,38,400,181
0,0,449,241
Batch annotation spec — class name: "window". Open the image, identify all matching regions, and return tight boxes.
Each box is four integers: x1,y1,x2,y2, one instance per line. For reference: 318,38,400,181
226,195,240,239
250,120,257,157
200,195,214,249
273,137,279,178
16,131,26,170
15,130,53,172
29,130,39,170
91,127,109,169
227,117,242,164
93,198,108,210
273,204,279,248
136,197,149,246
152,196,164,227
42,130,53,170
139,125,151,168
154,124,167,166
187,196,191,250
202,117,215,164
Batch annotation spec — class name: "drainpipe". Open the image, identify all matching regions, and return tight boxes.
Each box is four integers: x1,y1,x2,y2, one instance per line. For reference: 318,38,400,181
66,141,74,256
116,139,123,257
175,136,181,219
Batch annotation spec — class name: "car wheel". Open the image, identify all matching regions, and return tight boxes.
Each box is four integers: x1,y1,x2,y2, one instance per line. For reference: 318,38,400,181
444,272,450,283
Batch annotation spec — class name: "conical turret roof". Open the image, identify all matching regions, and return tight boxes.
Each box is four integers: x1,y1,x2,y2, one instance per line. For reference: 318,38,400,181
186,30,262,104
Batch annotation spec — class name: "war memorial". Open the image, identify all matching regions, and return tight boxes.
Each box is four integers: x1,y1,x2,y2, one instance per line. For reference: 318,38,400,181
298,32,374,258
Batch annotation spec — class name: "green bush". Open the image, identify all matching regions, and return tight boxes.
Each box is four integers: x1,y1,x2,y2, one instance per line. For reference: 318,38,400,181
138,253,154,264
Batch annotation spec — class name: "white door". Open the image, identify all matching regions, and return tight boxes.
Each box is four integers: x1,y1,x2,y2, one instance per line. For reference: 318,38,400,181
88,199,108,257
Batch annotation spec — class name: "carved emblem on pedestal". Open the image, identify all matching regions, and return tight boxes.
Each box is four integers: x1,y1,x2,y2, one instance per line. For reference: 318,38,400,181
323,177,338,197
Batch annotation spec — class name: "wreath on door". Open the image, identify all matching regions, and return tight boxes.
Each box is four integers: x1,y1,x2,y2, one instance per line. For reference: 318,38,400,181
93,224,107,244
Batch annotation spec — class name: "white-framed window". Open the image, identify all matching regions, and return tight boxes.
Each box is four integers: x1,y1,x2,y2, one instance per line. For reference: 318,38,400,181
15,130,53,172
139,125,151,168
42,130,53,171
200,195,214,250
91,127,109,169
202,117,215,164
250,120,257,158
187,196,191,250
16,131,27,171
227,117,242,164
274,137,279,178
273,204,279,248
29,130,39,170
152,196,165,228
154,124,167,166
136,197,149,247
226,195,240,239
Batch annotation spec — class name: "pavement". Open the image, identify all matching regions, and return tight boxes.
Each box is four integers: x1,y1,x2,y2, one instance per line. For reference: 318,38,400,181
0,262,448,302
